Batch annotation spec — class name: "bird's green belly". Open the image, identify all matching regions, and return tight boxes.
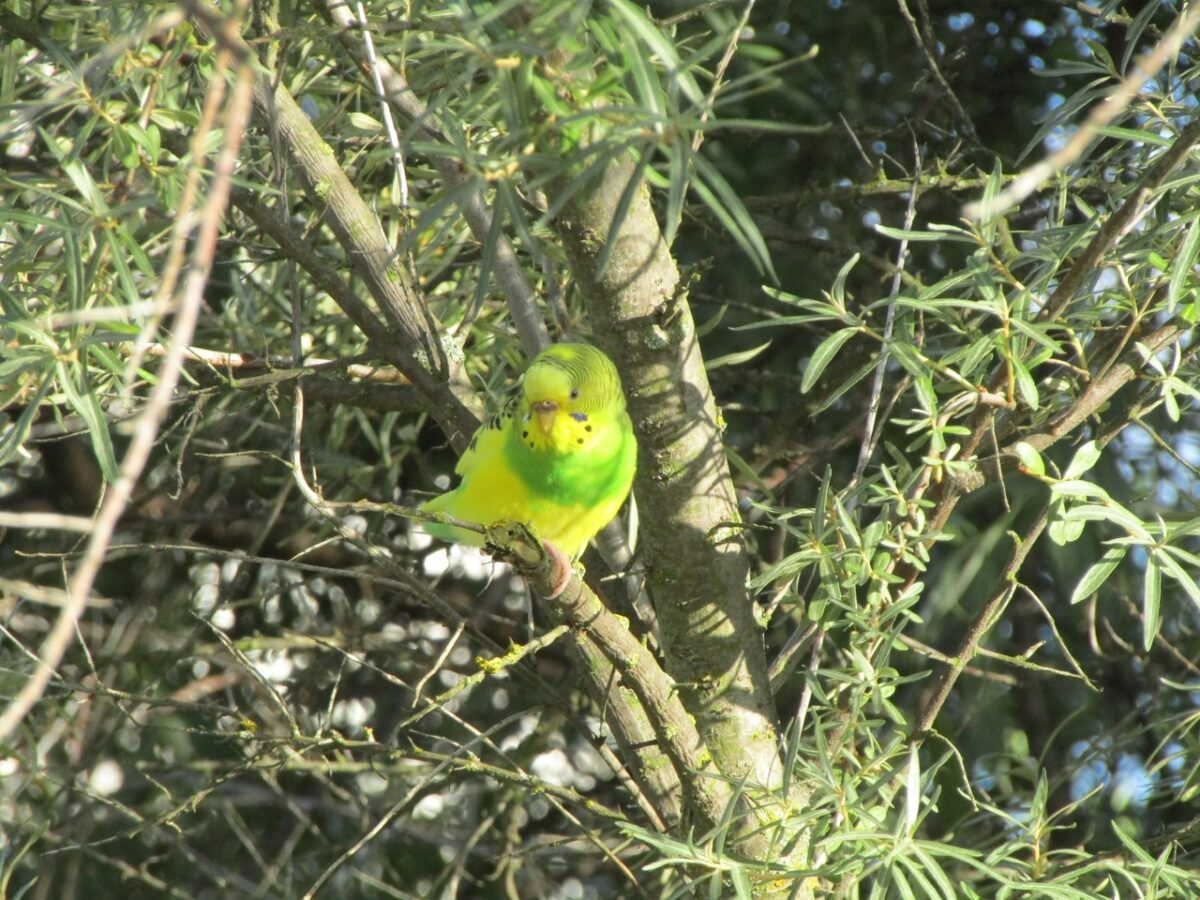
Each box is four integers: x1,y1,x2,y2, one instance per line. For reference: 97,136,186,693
512,439,629,507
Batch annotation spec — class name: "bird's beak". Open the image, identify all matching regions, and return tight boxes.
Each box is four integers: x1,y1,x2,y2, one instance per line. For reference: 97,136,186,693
531,400,558,436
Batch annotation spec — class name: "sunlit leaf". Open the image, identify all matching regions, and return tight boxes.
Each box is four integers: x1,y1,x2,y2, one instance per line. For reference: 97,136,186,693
1070,546,1127,604
1013,441,1045,476
802,328,858,393
1142,554,1162,651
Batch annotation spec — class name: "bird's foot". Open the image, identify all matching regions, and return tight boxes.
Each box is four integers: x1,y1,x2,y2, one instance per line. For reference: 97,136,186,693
542,540,573,598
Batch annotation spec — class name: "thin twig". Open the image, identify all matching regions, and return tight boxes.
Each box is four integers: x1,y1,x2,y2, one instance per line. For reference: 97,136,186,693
354,1,408,209
200,613,300,736
0,511,96,533
895,0,977,141
189,0,480,445
136,342,411,382
320,0,550,356
967,2,1200,219
794,631,825,738
299,724,492,899
851,147,922,488
1035,116,1200,326
411,620,466,706
913,506,1050,737
0,578,112,610
691,0,757,153
0,36,254,743
837,113,876,170
486,522,735,834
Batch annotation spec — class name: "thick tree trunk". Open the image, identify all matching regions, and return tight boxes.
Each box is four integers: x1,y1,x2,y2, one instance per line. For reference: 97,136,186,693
555,160,785,798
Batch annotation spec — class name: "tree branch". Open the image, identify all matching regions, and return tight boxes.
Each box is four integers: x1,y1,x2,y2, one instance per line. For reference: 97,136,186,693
968,4,1200,219
551,156,806,865
1036,116,1200,326
895,0,977,141
318,0,551,356
943,318,1190,498
913,506,1050,737
485,522,734,835
188,0,481,452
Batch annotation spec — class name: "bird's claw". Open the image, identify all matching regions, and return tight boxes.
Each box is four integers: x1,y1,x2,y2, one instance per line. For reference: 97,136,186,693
542,540,573,598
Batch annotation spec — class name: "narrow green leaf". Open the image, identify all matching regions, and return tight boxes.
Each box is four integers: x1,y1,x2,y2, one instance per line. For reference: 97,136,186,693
64,227,83,312
707,340,772,370
874,223,974,243
346,112,382,132
1121,0,1162,73
1033,771,1049,815
978,160,1004,245
690,153,776,280
1142,555,1162,651
102,229,142,308
1008,317,1063,356
891,864,916,900
905,744,920,834
913,376,938,416
39,127,108,215
802,328,858,393
695,304,727,339
812,352,878,414
616,23,666,118
1011,358,1039,410
814,465,832,535
887,340,926,379
0,375,53,466
608,0,703,105
830,253,860,309
1070,547,1127,604
1157,549,1200,612
663,135,688,247
1112,816,1156,864
55,360,118,483
471,195,506,317
1049,516,1085,546
1062,503,1154,542
1051,479,1110,500
1168,216,1200,313
747,548,822,591
732,313,839,331
1095,125,1173,148
729,865,753,900
782,716,801,797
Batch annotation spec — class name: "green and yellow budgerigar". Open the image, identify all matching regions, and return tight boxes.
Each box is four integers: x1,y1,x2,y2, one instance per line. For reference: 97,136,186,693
421,342,637,595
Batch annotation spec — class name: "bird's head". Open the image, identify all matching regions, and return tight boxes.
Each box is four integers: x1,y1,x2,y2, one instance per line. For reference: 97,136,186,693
521,343,622,444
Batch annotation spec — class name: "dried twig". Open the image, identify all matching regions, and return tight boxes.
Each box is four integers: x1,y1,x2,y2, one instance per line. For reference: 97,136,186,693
852,146,922,488
691,0,757,153
137,342,412,382
0,22,254,742
967,3,1200,219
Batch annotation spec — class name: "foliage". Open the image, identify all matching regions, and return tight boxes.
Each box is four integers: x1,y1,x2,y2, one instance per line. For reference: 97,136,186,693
2,1,1200,898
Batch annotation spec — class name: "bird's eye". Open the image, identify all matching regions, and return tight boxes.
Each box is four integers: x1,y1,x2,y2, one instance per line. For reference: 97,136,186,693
569,388,580,400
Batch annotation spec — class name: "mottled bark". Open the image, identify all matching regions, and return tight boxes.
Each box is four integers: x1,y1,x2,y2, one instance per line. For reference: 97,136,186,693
554,160,786,797
487,521,732,833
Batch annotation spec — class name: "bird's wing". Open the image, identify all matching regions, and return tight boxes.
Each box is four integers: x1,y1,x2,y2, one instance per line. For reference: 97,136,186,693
455,392,519,479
